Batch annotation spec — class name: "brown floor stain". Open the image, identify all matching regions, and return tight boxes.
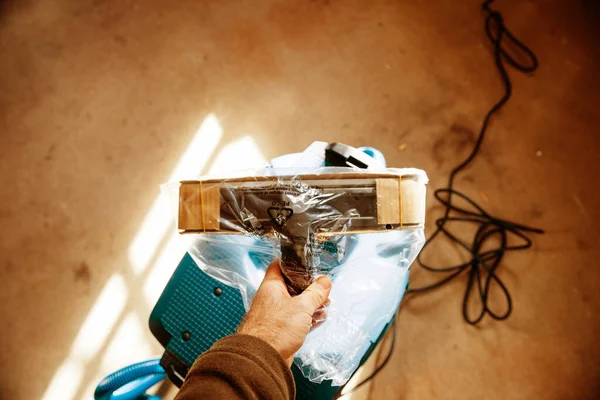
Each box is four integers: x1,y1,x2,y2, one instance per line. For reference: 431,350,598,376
73,262,92,284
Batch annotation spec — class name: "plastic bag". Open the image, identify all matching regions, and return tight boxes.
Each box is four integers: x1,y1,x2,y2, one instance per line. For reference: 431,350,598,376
165,167,427,385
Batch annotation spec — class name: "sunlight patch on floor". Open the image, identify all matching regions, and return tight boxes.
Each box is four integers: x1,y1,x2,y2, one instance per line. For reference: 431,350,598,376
42,117,271,400
41,274,128,400
129,114,223,275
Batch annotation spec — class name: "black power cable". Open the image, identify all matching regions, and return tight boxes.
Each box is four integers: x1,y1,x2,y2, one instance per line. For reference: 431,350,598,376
410,0,543,324
336,0,543,396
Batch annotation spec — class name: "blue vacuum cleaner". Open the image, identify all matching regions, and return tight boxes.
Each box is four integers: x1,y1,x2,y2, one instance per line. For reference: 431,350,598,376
95,144,396,400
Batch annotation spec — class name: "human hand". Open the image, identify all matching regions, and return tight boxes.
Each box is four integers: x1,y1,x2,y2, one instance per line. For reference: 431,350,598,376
237,261,333,366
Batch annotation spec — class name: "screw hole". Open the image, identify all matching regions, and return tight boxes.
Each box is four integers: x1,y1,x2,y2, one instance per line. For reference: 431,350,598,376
385,224,393,229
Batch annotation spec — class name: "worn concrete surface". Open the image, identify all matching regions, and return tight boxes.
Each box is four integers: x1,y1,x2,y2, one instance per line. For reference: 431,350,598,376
0,0,599,399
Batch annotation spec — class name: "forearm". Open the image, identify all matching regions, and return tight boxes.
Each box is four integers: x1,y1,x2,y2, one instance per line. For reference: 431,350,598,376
175,334,295,400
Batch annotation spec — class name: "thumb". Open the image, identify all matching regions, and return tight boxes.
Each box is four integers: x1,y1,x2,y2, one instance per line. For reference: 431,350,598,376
258,260,289,293
262,261,284,283
296,275,332,314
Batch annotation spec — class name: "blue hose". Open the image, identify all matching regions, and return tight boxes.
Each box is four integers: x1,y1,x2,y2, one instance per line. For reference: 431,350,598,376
94,358,166,400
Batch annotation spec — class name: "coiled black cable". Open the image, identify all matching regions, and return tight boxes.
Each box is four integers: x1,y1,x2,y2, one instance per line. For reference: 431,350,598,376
336,0,543,396
408,0,543,325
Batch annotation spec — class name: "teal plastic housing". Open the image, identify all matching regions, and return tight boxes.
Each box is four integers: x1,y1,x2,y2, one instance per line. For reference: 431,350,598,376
149,253,394,400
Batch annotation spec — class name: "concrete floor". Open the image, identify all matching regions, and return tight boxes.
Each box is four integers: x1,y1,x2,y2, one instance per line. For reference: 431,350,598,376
1,0,599,399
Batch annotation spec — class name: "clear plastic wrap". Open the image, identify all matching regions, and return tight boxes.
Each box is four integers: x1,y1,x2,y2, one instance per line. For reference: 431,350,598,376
165,167,427,385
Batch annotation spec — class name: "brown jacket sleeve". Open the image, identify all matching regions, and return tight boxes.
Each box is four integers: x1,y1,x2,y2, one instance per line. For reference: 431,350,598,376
174,334,296,400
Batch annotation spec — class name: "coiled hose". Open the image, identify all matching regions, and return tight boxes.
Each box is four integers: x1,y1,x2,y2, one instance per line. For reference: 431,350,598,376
94,358,166,400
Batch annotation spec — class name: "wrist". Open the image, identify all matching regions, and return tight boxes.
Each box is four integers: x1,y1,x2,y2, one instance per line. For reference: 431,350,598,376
237,328,290,365
238,325,277,351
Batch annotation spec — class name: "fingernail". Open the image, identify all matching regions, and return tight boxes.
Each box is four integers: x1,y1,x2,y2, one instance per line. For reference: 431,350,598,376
316,275,332,290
